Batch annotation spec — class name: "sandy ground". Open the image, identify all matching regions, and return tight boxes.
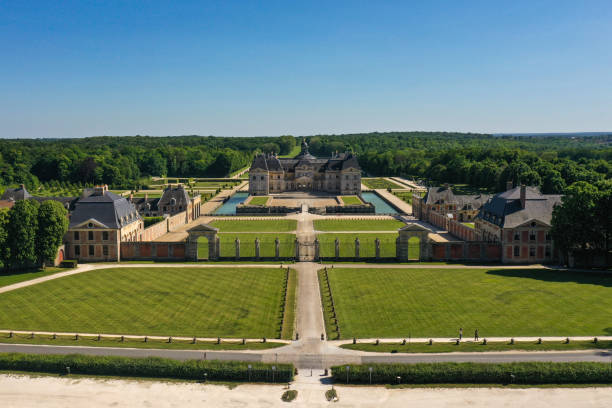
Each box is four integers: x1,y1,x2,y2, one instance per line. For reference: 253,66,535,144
1,374,611,408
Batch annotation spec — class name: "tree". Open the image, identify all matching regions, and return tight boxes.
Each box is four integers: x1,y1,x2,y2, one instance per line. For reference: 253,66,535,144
36,200,69,267
0,209,9,269
278,136,296,155
550,182,600,265
7,199,39,269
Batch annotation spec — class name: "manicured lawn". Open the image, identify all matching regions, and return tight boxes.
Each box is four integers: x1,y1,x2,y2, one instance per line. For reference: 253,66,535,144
218,233,295,258
316,233,398,258
0,333,285,350
393,191,413,203
340,196,362,205
0,268,65,288
314,219,405,232
322,268,612,338
210,219,297,232
248,196,269,206
341,339,612,353
0,267,294,338
462,222,475,229
362,178,402,189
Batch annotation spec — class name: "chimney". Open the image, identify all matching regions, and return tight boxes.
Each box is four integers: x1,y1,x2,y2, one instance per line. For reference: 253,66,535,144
443,183,450,189
520,184,526,209
144,192,148,201
93,184,108,196
129,193,133,202
20,184,25,190
506,180,513,191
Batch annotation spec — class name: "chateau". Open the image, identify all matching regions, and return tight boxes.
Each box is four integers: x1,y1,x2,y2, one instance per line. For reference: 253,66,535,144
249,139,361,195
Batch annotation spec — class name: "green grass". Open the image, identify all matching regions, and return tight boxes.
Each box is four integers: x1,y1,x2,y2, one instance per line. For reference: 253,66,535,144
219,233,296,258
248,196,269,206
362,178,402,190
0,333,285,350
462,222,475,229
340,196,362,205
133,192,162,198
451,184,494,195
341,339,612,353
393,191,413,203
323,268,612,338
210,219,297,232
278,145,301,158
0,268,65,288
0,267,293,338
314,219,405,231
316,233,398,258
281,269,297,340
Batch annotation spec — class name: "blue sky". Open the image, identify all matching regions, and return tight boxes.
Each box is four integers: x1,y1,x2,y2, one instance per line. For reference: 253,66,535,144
1,1,611,138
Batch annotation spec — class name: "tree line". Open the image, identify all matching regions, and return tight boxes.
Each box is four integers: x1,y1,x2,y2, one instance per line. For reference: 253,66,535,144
1,132,609,196
0,200,69,270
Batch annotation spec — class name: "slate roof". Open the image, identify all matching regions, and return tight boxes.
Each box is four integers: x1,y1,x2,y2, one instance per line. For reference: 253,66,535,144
423,186,456,205
131,197,160,213
477,186,562,228
1,185,32,201
250,143,361,173
69,190,141,229
158,185,191,208
455,194,492,210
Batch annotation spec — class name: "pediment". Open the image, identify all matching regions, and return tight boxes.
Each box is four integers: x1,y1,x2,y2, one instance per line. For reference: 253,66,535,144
399,222,431,232
187,223,219,233
71,218,110,229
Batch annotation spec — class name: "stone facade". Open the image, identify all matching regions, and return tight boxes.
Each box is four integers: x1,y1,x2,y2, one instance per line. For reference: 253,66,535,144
131,184,201,221
412,184,491,222
475,184,561,264
249,139,361,196
64,185,144,262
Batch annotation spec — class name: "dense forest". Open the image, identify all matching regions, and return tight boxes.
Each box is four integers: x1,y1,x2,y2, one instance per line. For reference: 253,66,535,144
0,132,610,195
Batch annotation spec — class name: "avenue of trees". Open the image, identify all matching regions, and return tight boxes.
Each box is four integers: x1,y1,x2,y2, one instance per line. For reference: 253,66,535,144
0,200,69,270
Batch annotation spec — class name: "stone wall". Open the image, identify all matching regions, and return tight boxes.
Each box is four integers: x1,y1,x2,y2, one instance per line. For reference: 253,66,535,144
120,242,186,261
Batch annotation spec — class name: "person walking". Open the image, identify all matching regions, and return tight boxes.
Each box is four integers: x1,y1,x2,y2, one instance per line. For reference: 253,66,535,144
474,329,479,341
459,327,463,340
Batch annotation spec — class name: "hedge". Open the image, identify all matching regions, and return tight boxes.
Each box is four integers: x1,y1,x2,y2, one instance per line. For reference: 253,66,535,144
331,362,612,385
60,260,77,268
0,353,293,383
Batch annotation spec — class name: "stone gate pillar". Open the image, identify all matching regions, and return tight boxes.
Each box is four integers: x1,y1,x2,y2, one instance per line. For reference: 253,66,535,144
335,238,340,260
375,238,381,259
314,238,320,261
255,237,260,260
235,238,240,261
214,236,220,260
355,237,360,260
275,237,280,259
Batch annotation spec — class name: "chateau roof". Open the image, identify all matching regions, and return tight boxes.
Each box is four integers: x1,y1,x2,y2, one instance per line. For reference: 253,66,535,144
249,149,361,173
70,190,141,229
423,186,455,205
1,185,32,201
158,185,191,208
477,186,562,228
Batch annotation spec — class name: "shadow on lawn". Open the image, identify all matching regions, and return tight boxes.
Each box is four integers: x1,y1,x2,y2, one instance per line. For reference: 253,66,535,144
486,269,612,288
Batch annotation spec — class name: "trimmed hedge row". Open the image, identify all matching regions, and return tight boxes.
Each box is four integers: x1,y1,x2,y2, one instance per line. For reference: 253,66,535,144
0,353,293,383
332,362,612,385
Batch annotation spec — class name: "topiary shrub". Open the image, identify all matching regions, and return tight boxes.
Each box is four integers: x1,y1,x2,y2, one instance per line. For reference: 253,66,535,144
281,390,298,402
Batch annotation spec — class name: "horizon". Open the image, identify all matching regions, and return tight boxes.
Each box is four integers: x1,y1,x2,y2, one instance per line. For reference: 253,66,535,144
1,1,611,138
2,130,612,140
